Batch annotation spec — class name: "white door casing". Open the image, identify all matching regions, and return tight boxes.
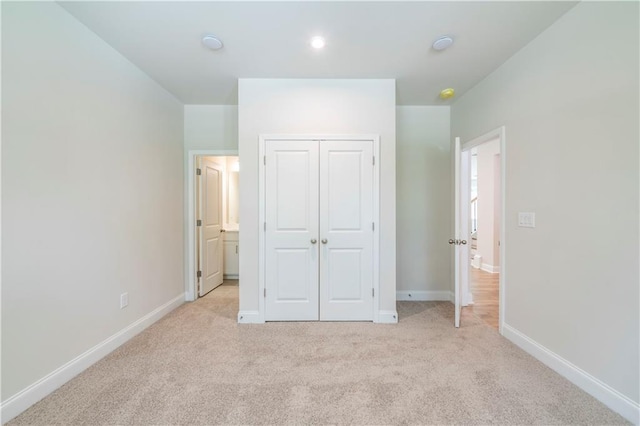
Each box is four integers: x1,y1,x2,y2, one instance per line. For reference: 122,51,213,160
264,140,320,320
200,157,224,296
319,141,374,321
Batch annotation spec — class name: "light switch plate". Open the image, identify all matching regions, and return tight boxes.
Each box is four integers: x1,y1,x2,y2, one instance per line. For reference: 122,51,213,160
518,212,535,228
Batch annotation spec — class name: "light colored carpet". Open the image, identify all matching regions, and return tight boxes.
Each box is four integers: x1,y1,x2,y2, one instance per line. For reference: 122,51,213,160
8,282,627,425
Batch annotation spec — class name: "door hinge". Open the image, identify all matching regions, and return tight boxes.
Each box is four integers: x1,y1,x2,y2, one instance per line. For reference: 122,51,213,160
373,156,375,166
264,156,266,165
196,219,202,227
264,288,266,298
372,288,375,297
197,270,202,279
372,222,375,231
264,222,266,231
196,168,202,176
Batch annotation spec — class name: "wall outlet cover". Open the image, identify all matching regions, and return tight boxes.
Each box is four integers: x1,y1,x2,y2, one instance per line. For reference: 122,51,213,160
518,212,535,228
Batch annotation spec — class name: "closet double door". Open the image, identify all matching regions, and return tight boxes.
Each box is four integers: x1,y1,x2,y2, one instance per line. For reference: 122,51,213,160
265,139,374,321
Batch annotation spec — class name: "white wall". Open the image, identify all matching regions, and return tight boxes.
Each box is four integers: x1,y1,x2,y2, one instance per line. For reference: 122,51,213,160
396,106,451,299
184,105,238,151
476,138,500,272
238,79,396,319
1,1,184,415
452,1,639,419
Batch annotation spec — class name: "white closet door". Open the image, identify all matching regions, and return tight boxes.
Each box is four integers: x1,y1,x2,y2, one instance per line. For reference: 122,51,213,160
319,141,374,321
265,140,319,321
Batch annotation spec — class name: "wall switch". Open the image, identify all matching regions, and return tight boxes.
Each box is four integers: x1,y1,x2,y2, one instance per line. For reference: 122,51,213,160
518,212,535,228
120,292,129,309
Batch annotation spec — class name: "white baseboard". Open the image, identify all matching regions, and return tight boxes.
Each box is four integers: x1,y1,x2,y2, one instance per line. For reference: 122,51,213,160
0,294,185,424
376,310,398,323
223,274,239,280
396,290,452,301
502,324,639,424
237,311,262,323
481,263,499,274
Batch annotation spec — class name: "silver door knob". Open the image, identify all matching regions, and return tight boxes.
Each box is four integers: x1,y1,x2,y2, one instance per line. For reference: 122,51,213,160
448,239,455,245
460,240,467,245
311,239,317,244
321,239,328,244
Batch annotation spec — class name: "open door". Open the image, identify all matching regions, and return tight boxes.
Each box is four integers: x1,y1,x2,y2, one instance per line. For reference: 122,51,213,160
451,137,469,328
199,157,224,296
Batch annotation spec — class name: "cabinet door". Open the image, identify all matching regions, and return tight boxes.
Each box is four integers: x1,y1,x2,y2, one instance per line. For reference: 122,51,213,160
223,241,239,277
264,140,319,321
319,141,374,321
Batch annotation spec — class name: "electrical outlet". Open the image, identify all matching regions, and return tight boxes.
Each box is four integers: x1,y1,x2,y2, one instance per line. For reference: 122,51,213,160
120,292,129,309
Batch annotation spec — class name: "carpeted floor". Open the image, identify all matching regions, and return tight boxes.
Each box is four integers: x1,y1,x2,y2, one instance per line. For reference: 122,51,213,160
8,282,628,425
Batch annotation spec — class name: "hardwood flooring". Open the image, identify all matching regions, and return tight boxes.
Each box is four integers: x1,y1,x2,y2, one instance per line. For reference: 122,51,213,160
465,267,499,330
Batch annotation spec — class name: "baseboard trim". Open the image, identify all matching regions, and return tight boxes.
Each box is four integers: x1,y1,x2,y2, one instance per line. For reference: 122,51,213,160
481,263,499,274
0,294,184,424
237,311,262,323
223,274,239,280
376,310,398,323
502,324,639,424
396,291,451,301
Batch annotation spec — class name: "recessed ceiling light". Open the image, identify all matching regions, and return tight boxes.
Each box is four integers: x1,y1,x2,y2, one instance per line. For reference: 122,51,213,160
439,88,455,100
310,36,326,49
432,36,454,51
202,35,223,50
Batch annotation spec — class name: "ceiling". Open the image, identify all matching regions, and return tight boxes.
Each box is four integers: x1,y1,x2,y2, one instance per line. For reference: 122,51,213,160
59,1,577,105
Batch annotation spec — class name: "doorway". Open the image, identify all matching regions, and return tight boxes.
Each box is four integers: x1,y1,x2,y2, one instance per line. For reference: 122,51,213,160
196,155,240,297
186,151,240,302
466,142,501,329
453,127,505,333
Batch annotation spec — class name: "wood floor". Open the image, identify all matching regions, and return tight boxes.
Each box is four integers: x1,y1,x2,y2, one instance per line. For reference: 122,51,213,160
465,267,499,330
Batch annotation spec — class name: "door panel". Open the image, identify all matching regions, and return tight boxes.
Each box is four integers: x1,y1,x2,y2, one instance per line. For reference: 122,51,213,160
320,141,374,321
265,140,319,321
200,157,224,296
328,249,362,300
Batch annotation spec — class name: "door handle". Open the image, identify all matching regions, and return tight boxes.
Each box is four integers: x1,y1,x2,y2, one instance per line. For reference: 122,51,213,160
321,239,328,244
449,239,456,245
460,240,467,245
311,239,317,244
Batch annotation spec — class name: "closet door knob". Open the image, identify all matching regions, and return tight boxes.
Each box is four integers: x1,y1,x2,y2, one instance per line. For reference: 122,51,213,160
321,239,328,244
311,239,317,244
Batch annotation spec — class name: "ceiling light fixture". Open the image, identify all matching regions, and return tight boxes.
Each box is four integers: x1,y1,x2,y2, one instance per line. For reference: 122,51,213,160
439,88,455,100
432,36,454,51
202,35,223,50
310,36,326,49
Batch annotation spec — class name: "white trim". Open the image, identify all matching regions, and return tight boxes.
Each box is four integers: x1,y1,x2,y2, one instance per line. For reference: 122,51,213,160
185,149,239,302
0,294,184,424
481,263,500,274
461,126,506,335
258,134,380,323
377,310,399,324
223,274,239,280
396,291,452,301
503,324,640,424
237,311,263,324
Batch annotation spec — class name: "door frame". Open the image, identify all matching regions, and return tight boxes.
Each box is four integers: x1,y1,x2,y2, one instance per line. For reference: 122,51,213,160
459,126,506,334
185,149,238,302
258,134,381,323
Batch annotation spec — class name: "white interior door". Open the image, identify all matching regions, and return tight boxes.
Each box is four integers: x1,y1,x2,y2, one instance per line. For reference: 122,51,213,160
319,141,374,321
453,137,468,327
200,157,224,296
454,137,461,327
265,140,319,321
